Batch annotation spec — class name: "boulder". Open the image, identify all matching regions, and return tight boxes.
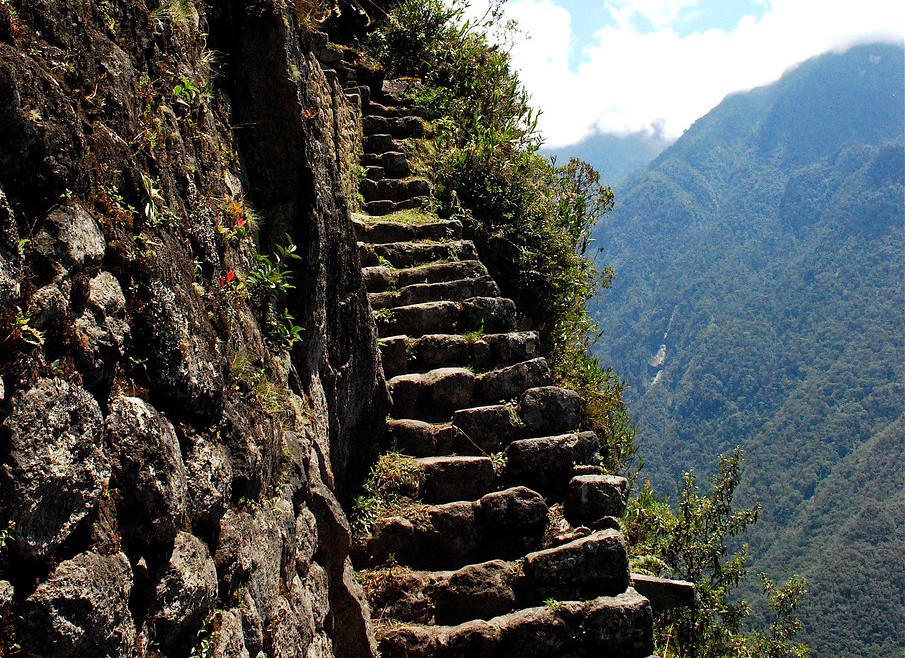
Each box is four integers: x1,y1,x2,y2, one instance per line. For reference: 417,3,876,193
1,378,109,559
435,560,517,624
22,551,135,657
149,532,218,650
564,474,629,526
106,396,188,546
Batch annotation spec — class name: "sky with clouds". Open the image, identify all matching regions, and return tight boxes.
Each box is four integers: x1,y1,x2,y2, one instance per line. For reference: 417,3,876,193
489,0,904,147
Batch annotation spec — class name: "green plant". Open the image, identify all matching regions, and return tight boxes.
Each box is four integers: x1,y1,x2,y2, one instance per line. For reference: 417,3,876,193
173,75,203,106
462,322,484,343
140,174,177,227
352,452,426,534
7,307,44,346
621,449,810,657
0,522,14,553
543,597,564,612
244,238,301,301
151,0,196,31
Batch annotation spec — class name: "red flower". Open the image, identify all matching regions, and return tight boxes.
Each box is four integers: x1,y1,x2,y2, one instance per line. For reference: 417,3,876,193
236,217,246,228
220,269,235,286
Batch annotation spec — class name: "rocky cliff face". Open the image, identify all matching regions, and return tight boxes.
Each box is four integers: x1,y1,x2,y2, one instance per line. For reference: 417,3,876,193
0,1,386,656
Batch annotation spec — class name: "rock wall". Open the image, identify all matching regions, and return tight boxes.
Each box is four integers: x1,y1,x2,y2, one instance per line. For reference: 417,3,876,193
0,1,386,656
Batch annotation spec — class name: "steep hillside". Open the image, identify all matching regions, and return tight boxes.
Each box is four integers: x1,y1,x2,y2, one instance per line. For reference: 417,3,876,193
0,1,388,656
590,43,904,657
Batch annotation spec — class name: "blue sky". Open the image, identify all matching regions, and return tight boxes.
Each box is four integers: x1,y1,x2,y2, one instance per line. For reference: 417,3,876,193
485,0,904,147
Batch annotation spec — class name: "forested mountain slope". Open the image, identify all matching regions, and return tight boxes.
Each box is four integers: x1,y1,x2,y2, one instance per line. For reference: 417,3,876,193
589,43,904,657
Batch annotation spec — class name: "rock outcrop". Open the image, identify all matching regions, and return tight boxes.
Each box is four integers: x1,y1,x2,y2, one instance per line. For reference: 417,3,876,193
0,1,384,656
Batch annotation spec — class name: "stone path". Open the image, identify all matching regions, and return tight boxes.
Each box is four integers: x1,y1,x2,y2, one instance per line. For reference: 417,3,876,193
316,33,659,658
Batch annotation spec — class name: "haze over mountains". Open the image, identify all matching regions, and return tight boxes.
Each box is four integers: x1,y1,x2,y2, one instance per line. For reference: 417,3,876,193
587,43,904,657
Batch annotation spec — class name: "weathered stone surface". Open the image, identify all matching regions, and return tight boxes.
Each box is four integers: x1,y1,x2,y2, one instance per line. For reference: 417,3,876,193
452,404,520,453
568,589,654,656
460,296,517,333
391,260,488,290
22,551,135,658
149,532,218,650
517,386,581,436
354,218,461,244
379,624,441,658
385,418,453,456
361,239,478,269
32,203,105,274
73,271,129,384
370,276,499,311
476,357,552,403
212,609,250,658
0,580,13,617
184,435,232,530
564,474,629,526
135,280,225,420
27,283,68,329
379,300,460,338
435,560,517,625
476,487,548,557
417,456,495,503
631,574,697,612
1,378,109,559
389,367,475,419
0,188,20,305
214,508,282,621
504,431,599,496
521,529,630,600
106,396,188,546
428,501,483,561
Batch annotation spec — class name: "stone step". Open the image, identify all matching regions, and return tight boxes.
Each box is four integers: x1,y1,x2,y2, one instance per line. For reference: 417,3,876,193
365,100,420,119
564,474,629,527
359,239,478,269
362,151,410,178
416,456,496,504
363,260,488,293
361,177,432,204
359,486,548,570
364,165,384,181
369,276,500,310
388,367,475,420
376,297,517,339
503,431,600,497
380,331,540,378
474,357,552,404
363,114,425,139
364,133,403,153
364,529,630,627
377,588,654,658
450,386,582,455
385,418,456,457
387,359,550,421
353,216,463,244
364,196,431,217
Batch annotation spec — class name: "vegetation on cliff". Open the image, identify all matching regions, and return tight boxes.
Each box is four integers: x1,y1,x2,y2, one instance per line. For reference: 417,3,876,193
366,0,636,473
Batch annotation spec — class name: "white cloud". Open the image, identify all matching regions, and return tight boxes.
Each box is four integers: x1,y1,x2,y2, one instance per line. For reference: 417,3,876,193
504,0,905,148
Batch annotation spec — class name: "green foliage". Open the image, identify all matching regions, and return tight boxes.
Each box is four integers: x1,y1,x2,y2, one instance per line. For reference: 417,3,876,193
622,449,809,658
352,452,426,535
244,239,301,301
592,44,904,657
7,307,44,346
367,0,635,473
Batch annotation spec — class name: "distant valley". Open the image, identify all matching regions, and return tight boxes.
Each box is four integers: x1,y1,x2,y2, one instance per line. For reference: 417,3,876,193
586,43,904,657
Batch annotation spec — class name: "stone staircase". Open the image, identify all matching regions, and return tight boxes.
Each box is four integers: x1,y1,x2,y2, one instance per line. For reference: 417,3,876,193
318,63,658,656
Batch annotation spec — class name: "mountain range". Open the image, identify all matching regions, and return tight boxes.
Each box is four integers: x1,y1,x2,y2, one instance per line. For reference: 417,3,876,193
588,43,904,657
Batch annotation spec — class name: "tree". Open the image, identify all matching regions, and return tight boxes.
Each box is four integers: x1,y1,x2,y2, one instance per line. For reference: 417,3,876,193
622,448,810,657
